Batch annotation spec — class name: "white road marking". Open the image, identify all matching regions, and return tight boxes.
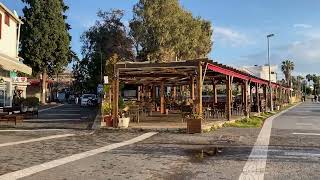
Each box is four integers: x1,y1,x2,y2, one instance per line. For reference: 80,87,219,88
284,152,320,157
44,114,80,116
24,119,80,122
296,123,313,126
0,134,74,148
292,132,320,136
239,104,300,180
38,104,64,112
0,132,158,180
0,129,67,132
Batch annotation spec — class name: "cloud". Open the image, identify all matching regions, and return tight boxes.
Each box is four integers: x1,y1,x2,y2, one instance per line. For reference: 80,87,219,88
241,37,320,76
293,24,312,29
214,26,252,47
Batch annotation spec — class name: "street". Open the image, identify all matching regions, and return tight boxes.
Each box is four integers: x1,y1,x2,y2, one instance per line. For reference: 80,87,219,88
0,102,319,179
20,103,98,129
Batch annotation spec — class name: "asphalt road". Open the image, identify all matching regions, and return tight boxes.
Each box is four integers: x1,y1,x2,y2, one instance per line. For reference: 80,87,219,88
265,102,320,180
0,102,318,180
22,103,98,129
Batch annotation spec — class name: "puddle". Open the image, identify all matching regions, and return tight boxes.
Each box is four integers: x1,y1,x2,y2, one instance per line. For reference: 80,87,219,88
186,146,223,163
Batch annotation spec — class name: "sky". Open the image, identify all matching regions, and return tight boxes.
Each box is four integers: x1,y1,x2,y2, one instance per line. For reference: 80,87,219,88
3,0,320,78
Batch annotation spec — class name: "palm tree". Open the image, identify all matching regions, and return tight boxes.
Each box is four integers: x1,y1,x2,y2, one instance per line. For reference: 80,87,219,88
297,75,304,91
281,60,295,87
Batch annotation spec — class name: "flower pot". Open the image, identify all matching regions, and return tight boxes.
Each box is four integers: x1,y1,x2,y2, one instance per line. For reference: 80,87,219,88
103,115,113,127
27,107,34,112
21,106,28,113
187,118,202,134
118,117,130,128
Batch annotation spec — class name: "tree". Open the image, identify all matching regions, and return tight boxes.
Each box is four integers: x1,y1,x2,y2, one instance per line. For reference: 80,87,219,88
281,60,295,87
20,0,71,104
130,0,212,62
311,74,320,95
76,10,134,91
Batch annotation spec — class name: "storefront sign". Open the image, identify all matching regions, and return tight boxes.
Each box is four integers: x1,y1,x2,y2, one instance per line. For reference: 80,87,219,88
12,77,28,83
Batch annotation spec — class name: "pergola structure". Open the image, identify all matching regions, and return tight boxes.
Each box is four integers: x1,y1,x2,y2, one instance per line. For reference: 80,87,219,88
111,59,292,128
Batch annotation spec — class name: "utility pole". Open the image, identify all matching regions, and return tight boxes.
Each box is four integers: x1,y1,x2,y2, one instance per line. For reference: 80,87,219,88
267,34,274,111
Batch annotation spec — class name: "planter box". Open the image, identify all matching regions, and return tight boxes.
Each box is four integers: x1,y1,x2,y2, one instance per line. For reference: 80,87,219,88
187,118,202,134
118,117,130,128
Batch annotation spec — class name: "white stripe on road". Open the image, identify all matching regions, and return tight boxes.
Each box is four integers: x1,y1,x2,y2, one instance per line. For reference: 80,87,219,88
0,132,157,180
0,129,67,132
285,152,320,157
0,134,74,148
44,114,80,116
292,132,320,136
239,104,300,180
24,119,81,122
38,104,64,112
296,123,313,126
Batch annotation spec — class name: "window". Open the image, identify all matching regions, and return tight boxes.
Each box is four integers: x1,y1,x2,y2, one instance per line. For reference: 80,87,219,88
5,13,9,26
0,13,2,39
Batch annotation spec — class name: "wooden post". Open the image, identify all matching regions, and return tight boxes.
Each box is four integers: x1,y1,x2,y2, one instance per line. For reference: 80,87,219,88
191,76,195,101
263,85,268,112
137,86,141,101
173,86,176,101
213,80,217,104
160,81,165,114
112,68,119,128
196,63,202,116
256,83,260,113
243,81,249,118
153,85,157,111
226,76,232,120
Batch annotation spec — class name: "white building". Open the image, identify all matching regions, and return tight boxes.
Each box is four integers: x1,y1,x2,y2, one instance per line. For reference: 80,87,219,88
0,3,32,108
240,65,278,83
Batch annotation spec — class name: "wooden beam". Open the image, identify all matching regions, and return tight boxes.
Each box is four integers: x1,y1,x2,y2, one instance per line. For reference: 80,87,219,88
160,81,165,114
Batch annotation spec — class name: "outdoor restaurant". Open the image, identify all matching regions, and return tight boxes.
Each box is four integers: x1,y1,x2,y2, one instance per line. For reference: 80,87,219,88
106,59,295,133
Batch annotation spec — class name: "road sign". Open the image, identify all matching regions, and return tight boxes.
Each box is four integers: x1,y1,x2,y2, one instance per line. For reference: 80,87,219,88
104,76,109,84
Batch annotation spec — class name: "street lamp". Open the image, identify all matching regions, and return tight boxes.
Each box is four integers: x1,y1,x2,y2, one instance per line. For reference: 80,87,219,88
267,33,274,111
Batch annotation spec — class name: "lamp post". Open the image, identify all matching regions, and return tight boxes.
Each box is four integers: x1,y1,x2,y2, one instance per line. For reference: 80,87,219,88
267,33,274,111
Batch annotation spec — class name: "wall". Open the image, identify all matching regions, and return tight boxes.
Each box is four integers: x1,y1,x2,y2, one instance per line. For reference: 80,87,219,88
0,7,18,58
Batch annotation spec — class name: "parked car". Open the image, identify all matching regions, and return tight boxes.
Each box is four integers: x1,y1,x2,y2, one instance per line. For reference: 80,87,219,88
80,94,97,106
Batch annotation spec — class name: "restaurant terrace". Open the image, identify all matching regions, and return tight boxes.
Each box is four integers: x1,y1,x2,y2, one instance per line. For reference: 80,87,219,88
109,59,293,132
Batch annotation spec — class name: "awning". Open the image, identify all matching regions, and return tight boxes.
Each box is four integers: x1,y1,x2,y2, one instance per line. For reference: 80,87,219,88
0,53,32,75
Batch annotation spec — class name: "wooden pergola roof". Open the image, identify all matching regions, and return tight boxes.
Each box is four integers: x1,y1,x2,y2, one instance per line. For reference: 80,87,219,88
115,58,289,89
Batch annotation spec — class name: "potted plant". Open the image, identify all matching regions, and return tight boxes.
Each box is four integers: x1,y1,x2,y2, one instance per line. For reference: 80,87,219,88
118,97,130,128
186,113,203,134
102,101,113,127
183,100,201,133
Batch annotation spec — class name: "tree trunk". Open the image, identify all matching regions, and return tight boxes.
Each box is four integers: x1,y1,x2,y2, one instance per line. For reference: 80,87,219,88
41,71,47,104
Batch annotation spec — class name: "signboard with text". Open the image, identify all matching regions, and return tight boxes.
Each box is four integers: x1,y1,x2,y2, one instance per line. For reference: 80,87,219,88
12,77,28,83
